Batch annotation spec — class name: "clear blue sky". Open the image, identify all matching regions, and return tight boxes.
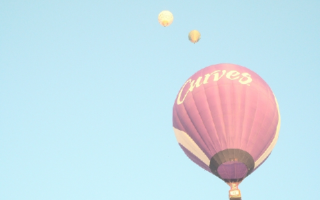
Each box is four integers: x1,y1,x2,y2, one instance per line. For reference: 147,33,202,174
1,1,320,199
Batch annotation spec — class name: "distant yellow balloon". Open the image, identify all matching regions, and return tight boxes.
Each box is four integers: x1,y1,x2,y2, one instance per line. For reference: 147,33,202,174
158,10,174,27
188,30,201,44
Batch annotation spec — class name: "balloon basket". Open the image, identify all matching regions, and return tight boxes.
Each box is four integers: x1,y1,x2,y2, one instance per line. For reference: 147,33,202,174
228,183,241,200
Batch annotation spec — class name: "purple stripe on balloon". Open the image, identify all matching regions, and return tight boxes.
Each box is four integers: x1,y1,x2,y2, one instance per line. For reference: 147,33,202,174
252,154,270,173
217,161,248,180
179,144,212,173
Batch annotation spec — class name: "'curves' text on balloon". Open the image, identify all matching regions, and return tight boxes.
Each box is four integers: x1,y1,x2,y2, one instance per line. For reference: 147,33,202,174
177,69,253,105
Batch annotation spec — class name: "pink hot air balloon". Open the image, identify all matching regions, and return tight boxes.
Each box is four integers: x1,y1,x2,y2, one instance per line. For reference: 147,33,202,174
173,63,280,200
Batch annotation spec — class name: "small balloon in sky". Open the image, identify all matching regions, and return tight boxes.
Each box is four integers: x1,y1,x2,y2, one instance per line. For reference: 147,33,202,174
158,10,173,27
188,30,201,44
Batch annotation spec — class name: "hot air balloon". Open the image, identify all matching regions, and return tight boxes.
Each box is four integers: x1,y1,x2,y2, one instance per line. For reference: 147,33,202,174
173,63,280,200
158,10,173,27
188,30,201,43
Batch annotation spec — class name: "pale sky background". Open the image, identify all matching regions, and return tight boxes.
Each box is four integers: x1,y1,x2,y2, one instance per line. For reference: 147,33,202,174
1,1,320,200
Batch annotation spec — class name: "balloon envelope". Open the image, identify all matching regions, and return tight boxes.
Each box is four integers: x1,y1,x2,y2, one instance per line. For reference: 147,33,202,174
158,10,173,27
173,63,280,196
188,30,201,43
